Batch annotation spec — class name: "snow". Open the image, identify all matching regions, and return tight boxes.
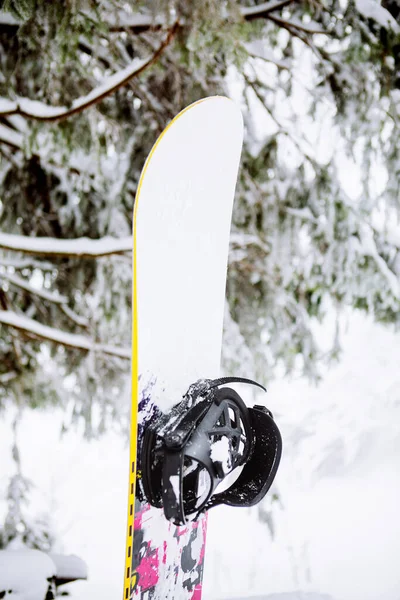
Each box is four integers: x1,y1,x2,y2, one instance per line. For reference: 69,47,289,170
3,272,68,304
0,99,17,112
0,549,55,599
0,232,132,257
50,553,87,581
0,315,400,600
169,475,180,501
355,0,400,33
0,310,130,359
204,312,400,600
0,57,153,121
210,437,231,475
14,98,66,120
68,58,148,111
105,11,166,30
371,214,400,250
0,123,23,149
358,224,400,298
241,1,290,19
223,595,334,600
0,313,398,600
0,12,20,26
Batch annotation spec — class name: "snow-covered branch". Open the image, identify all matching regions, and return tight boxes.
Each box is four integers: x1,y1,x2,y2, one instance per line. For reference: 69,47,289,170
107,2,294,30
0,272,89,328
0,232,132,257
247,49,291,71
230,232,270,255
0,22,178,122
371,217,400,251
0,370,17,383
285,207,319,224
355,0,400,33
265,12,327,37
242,0,294,20
1,272,68,304
0,310,130,359
0,122,92,179
244,73,318,168
0,12,20,26
106,11,167,32
0,257,56,270
0,123,24,149
89,2,322,36
60,304,89,328
359,224,400,298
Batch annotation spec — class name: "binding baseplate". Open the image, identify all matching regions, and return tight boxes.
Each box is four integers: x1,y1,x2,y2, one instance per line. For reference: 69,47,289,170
139,377,282,526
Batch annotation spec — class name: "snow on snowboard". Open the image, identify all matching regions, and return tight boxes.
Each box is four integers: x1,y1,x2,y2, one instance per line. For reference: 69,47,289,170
123,96,282,600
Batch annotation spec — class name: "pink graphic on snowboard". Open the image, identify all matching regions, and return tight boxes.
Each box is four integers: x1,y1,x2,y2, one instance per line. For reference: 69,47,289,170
131,504,206,598
130,381,207,598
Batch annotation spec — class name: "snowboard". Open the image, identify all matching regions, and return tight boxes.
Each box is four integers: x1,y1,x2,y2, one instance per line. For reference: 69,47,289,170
123,97,244,600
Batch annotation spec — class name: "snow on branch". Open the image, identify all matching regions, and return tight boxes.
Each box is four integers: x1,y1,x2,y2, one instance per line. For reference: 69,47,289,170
241,0,294,20
285,207,319,224
0,12,20,26
230,232,270,255
372,216,400,250
0,123,23,149
0,257,55,270
108,2,294,29
355,0,400,33
359,224,400,298
1,272,89,328
0,232,132,257
94,2,324,35
0,22,178,122
0,310,130,359
243,0,328,36
106,11,166,32
1,272,68,304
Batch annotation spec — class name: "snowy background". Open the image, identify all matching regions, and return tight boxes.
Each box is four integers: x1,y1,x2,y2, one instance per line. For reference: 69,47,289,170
1,310,399,600
1,2,400,599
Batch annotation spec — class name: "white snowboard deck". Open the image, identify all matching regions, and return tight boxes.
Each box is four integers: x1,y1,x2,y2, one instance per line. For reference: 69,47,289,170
127,96,243,599
136,96,243,397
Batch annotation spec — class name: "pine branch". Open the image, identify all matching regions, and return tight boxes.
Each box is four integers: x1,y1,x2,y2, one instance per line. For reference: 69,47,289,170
230,232,271,256
105,2,329,39
1,272,89,328
0,22,178,123
1,272,68,304
0,310,130,359
60,304,89,328
106,11,167,33
371,216,400,252
359,224,400,299
0,232,132,257
0,123,24,149
107,2,295,30
244,73,318,170
285,207,319,224
246,49,291,71
241,0,295,20
0,370,17,383
265,12,328,35
0,289,23,369
0,257,56,270
0,123,86,179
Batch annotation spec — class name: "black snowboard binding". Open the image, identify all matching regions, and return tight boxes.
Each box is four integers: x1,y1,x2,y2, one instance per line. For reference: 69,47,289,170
140,377,282,525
